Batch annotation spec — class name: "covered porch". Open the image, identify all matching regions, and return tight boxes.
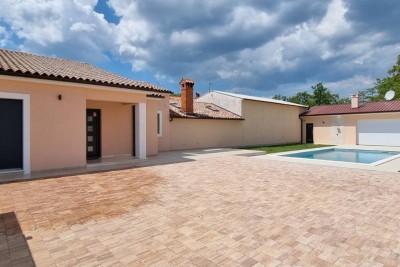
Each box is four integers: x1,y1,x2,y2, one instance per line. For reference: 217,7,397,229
85,98,147,163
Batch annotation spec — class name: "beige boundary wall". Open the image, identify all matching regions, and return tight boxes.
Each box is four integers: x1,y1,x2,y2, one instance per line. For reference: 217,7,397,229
241,100,305,146
169,118,243,150
302,112,400,145
0,76,169,172
169,102,306,150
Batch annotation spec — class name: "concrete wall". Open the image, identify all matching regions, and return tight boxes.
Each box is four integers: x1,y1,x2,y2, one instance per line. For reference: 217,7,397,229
0,76,165,172
169,100,306,150
242,100,305,146
169,118,243,150
302,112,400,145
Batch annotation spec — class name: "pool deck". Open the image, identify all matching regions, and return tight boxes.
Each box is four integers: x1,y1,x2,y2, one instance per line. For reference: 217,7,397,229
261,145,400,173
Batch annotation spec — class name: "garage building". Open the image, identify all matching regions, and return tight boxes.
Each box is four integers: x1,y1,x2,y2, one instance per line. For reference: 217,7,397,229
300,94,400,146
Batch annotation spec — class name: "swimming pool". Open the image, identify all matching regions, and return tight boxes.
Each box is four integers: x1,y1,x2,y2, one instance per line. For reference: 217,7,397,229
282,148,400,164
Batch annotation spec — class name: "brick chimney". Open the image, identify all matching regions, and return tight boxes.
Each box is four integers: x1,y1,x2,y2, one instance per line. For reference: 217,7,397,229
351,94,359,108
180,78,194,114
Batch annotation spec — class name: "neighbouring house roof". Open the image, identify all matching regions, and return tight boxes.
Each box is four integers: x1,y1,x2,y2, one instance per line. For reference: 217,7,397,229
169,97,243,120
213,91,308,108
301,100,400,116
0,49,171,94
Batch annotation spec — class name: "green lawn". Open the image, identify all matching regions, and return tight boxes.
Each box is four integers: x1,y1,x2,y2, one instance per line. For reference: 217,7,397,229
247,143,333,154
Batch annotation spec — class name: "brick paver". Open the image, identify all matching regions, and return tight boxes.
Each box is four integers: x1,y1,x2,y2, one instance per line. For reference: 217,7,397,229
1,155,400,266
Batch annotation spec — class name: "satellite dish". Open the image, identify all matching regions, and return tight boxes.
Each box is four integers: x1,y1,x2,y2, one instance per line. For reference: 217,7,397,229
385,90,395,100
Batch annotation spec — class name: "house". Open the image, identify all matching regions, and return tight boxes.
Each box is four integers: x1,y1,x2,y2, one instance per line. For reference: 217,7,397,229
0,49,171,174
300,94,400,146
168,81,307,150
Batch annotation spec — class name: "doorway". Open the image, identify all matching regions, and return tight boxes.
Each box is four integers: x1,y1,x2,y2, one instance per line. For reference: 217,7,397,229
306,123,314,143
86,109,101,159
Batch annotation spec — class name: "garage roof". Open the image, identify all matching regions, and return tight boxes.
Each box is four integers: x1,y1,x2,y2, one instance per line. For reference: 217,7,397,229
0,49,171,94
214,91,308,108
301,100,400,116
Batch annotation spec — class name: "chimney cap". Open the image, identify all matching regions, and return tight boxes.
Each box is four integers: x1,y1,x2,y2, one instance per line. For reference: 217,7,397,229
180,78,194,84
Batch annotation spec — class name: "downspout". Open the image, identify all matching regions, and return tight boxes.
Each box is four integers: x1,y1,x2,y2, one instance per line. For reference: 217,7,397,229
299,115,303,144
299,106,310,144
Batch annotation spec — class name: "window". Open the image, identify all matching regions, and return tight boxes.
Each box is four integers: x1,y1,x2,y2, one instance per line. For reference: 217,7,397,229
157,111,162,137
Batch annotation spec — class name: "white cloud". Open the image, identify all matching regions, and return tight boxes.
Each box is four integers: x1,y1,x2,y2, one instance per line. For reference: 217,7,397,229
0,26,11,47
170,30,202,46
70,22,95,32
325,75,376,96
316,0,351,37
0,0,114,61
212,6,276,37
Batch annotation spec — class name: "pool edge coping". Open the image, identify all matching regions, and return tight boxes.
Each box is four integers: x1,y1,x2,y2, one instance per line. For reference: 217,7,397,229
257,145,400,173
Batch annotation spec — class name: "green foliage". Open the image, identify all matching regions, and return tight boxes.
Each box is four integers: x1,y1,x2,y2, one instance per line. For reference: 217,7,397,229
311,82,340,105
358,87,378,102
288,91,315,106
272,94,288,101
373,55,400,100
277,82,344,107
337,97,351,104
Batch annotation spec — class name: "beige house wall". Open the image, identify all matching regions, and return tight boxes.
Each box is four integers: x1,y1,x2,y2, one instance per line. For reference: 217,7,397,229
146,99,158,156
302,112,400,145
0,76,167,172
157,97,171,152
169,119,243,150
242,101,306,146
0,78,87,171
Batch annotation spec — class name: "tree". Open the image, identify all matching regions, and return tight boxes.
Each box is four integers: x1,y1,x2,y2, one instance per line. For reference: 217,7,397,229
337,97,351,104
311,82,340,105
271,83,349,107
272,94,288,101
374,55,400,100
288,91,314,106
358,87,378,102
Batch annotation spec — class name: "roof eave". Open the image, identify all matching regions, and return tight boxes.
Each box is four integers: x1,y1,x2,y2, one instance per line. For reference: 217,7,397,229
0,71,173,94
170,115,244,120
300,110,400,117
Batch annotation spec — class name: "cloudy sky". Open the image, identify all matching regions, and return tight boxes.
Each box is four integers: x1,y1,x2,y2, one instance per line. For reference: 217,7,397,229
0,0,399,97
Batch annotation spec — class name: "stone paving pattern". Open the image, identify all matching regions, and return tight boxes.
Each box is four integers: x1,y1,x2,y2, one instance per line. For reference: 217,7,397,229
1,155,400,266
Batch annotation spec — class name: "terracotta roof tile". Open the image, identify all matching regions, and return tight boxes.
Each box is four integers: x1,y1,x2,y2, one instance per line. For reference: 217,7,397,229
301,100,400,116
169,97,242,120
0,49,171,93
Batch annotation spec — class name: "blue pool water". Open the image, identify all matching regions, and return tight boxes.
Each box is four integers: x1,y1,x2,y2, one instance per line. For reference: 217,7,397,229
283,148,400,164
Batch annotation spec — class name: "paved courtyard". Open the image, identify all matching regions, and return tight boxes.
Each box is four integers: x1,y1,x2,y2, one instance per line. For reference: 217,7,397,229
1,154,400,266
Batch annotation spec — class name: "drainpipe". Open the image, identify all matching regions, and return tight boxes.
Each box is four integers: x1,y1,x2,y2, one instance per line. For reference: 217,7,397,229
299,115,303,144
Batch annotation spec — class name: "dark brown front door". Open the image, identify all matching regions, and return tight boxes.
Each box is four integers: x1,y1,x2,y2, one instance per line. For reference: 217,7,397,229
0,99,23,170
306,123,314,143
87,109,101,159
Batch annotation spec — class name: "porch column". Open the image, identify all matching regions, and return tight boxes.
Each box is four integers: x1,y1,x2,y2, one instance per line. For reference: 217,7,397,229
135,103,147,159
